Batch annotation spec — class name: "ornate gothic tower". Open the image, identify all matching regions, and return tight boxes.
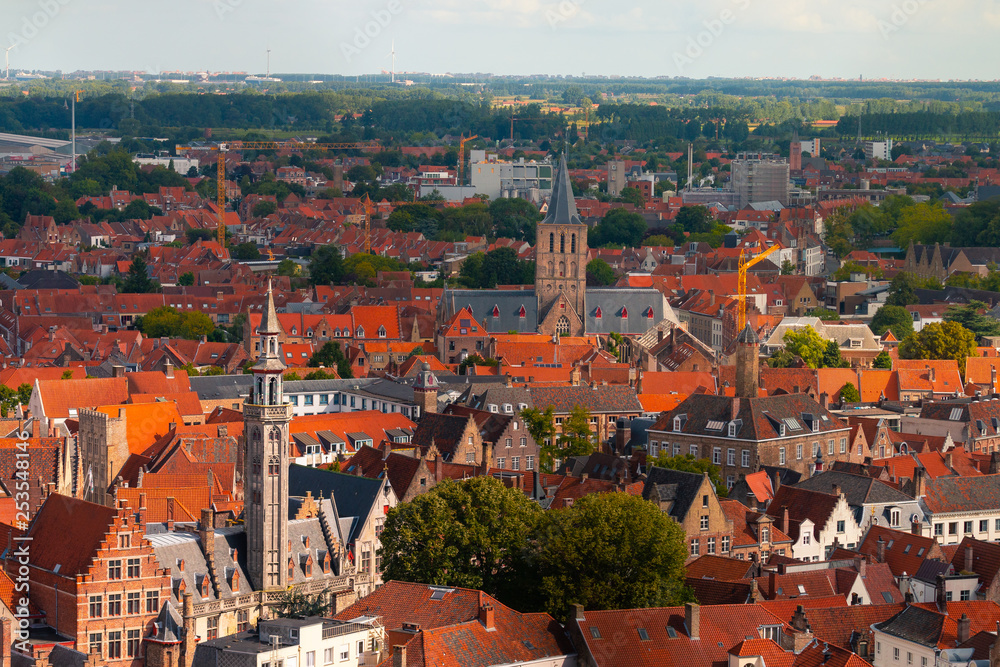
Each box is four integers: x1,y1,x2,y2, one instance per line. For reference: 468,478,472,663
536,155,588,336
244,282,292,591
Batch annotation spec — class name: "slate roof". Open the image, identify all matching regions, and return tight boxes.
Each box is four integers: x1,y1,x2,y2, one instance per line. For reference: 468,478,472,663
874,605,947,647
529,385,643,414
642,467,708,522
794,471,913,506
441,289,539,333
410,412,473,458
343,445,422,498
654,393,849,442
583,289,670,336
288,464,385,545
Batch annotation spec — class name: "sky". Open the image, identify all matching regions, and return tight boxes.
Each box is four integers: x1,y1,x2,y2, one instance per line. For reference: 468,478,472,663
3,0,998,81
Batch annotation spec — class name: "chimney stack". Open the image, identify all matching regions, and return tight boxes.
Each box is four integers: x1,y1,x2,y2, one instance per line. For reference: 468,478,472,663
782,507,789,536
936,574,948,614
876,536,886,563
854,555,867,577
914,466,927,498
832,484,841,498
685,603,700,639
112,364,125,378
958,613,971,644
965,545,975,574
166,496,175,531
138,492,147,530
165,360,174,379
479,604,495,630
911,520,921,536
393,646,407,667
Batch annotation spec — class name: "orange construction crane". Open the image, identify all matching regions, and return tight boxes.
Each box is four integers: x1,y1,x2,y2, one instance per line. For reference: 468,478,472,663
458,134,478,185
737,243,780,332
175,140,381,248
361,194,375,253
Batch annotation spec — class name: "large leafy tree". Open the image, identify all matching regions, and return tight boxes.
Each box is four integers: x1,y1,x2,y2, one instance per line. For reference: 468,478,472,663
308,341,353,379
840,382,861,403
898,320,977,374
521,406,557,472
891,202,952,248
308,245,345,286
675,205,714,234
558,405,597,459
944,301,1000,340
586,258,616,286
379,477,541,602
459,248,534,288
870,304,915,340
822,340,850,369
137,306,215,339
873,351,893,369
782,326,828,369
531,493,690,620
591,208,647,248
886,273,919,307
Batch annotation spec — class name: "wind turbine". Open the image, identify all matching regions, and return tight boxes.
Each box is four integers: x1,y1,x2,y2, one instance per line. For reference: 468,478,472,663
5,46,15,80
387,41,396,83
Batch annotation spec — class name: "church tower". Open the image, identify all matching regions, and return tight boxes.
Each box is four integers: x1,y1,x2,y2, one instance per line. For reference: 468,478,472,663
734,323,760,399
244,281,292,591
536,154,588,336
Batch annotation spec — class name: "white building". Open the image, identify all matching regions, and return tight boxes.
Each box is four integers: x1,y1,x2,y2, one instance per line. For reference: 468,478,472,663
134,154,200,173
865,139,894,161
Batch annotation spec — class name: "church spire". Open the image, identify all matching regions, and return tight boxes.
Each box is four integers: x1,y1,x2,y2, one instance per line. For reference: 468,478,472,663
260,279,280,336
543,154,582,226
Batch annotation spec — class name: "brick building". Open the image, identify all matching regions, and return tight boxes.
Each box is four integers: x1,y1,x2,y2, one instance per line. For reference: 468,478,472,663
643,467,734,562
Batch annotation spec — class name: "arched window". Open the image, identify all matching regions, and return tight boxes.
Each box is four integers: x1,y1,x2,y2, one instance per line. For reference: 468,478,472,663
560,234,566,253
268,377,278,405
556,316,571,335
549,233,555,253
571,234,576,253
571,262,577,277
252,427,262,445
559,261,566,277
256,378,264,404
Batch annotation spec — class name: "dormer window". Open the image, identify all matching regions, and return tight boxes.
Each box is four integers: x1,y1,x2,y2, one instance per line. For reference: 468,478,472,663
673,414,687,432
620,306,629,319
378,326,387,338
290,327,297,335
503,403,513,414
491,305,500,318
489,404,499,413
356,326,365,337
288,559,294,581
645,306,654,319
728,421,738,438
595,306,603,319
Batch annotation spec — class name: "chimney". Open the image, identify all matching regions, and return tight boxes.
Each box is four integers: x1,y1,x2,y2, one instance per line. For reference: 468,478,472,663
749,577,761,602
138,492,147,530
876,536,886,563
199,508,216,556
48,325,56,342
684,603,700,639
929,366,936,383
854,555,867,577
782,507,789,536
936,574,948,614
112,364,125,378
911,520,921,536
31,418,39,439
0,616,11,666
182,592,196,664
573,604,585,622
773,470,781,494
393,646,407,667
945,452,954,471
914,466,927,498
166,496,175,531
965,545,975,574
992,365,997,390
832,484,841,498
570,365,581,387
479,604,495,630
769,568,778,599
731,397,741,421
165,360,174,379
958,613,971,644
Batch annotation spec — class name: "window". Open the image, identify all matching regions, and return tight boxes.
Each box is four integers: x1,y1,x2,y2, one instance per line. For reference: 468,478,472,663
118,534,130,549
742,450,750,467
527,456,534,470
837,520,845,533
127,592,140,615
779,447,786,465
237,609,249,632
520,437,527,447
703,494,709,508
108,631,122,659
707,537,716,554
89,596,102,618
690,444,699,457
961,590,971,601
506,437,513,448
946,592,953,601
996,518,1000,531
893,648,899,661
127,629,140,658
340,645,350,661
950,522,959,535
146,591,158,613
89,633,102,656
840,438,847,453
713,447,721,464
935,523,944,536
803,533,811,545
107,593,121,616
108,559,122,580
761,527,770,543
637,628,649,641
325,648,334,664
727,448,736,466
981,520,989,533
690,539,699,556
207,616,219,640
965,521,973,534
828,439,834,455
797,444,803,460
721,536,730,553
512,457,520,471
305,395,314,406
906,652,912,665
307,651,316,667
891,510,900,527
127,557,140,578
700,515,709,531
498,458,505,469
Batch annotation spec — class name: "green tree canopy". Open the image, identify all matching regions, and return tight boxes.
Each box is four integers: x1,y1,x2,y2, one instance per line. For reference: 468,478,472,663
591,208,647,248
558,405,597,460
531,492,689,620
782,326,828,369
675,205,715,234
822,340,850,369
379,477,541,603
522,406,558,472
308,245,345,286
586,258,616,286
898,320,977,374
840,382,861,403
137,306,215,339
459,248,534,288
886,273,919,307
870,304,915,340
178,272,195,287
123,255,155,293
308,341,353,379
892,202,953,248
873,350,893,369
232,242,262,261
944,301,1000,340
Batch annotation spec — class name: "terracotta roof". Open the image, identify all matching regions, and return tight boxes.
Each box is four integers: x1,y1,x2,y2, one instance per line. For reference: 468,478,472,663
950,537,1000,589
685,554,755,581
94,401,184,456
921,473,1000,514
858,526,942,579
37,376,129,419
25,493,118,576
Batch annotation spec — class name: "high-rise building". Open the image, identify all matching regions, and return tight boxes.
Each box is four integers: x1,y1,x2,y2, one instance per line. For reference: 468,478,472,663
864,139,893,161
244,281,292,591
535,155,589,337
607,159,627,197
730,152,790,209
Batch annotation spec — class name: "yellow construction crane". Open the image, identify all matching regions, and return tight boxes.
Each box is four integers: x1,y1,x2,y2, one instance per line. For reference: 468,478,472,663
175,140,381,248
737,243,780,332
458,134,478,185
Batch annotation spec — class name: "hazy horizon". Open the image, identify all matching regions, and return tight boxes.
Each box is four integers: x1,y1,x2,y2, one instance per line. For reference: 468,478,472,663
3,0,997,81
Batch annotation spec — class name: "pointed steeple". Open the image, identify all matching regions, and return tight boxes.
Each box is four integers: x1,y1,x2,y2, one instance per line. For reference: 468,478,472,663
260,279,280,335
543,154,582,226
